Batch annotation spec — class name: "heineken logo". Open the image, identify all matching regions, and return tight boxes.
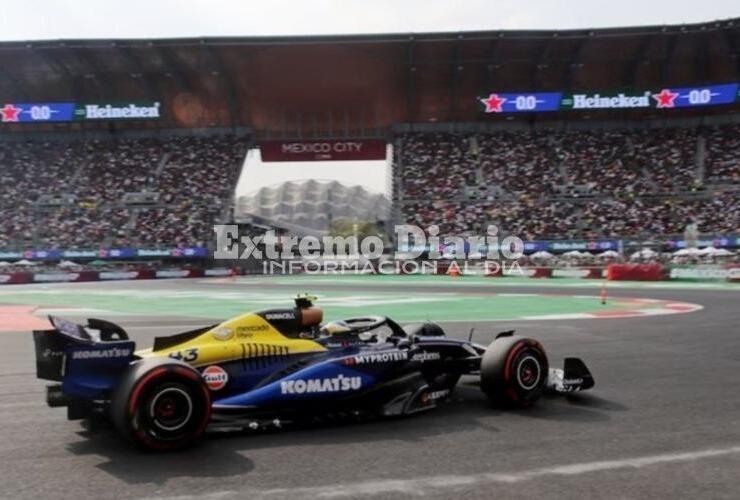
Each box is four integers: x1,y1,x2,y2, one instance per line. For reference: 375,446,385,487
569,92,651,109
477,83,739,113
77,102,161,120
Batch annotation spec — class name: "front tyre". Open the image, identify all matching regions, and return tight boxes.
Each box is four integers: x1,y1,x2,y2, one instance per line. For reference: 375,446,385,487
480,336,548,408
110,359,211,451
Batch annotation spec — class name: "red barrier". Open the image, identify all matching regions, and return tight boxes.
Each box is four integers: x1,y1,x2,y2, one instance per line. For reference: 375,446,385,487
188,268,205,278
435,262,450,276
606,263,665,281
484,263,503,277
135,269,157,280
0,272,32,284
531,267,553,278
584,267,605,279
76,271,98,282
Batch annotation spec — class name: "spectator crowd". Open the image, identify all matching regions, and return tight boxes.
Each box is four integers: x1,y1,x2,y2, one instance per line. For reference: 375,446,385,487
1,123,738,251
0,135,247,250
397,124,739,240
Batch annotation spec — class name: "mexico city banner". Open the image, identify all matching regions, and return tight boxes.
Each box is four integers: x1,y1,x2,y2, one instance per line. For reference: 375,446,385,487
259,139,387,162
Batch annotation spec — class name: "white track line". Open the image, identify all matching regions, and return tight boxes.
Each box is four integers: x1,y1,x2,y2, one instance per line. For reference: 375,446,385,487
34,308,110,314
519,313,594,320
141,445,740,499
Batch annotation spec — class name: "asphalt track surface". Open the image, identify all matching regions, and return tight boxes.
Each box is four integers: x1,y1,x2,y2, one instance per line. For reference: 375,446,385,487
1,277,739,499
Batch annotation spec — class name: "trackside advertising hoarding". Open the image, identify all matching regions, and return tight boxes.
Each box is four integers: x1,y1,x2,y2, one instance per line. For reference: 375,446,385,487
0,236,736,261
0,103,76,122
0,102,161,123
74,102,161,120
479,82,740,113
0,246,207,261
259,139,387,162
388,235,739,256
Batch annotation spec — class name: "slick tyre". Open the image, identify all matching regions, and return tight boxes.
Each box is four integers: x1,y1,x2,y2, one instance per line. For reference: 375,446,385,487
480,336,548,408
110,359,211,452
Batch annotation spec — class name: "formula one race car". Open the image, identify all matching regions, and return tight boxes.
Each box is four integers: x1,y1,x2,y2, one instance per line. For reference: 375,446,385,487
33,295,594,451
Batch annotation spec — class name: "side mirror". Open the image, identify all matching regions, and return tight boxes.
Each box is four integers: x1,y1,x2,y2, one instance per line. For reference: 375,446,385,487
495,330,515,339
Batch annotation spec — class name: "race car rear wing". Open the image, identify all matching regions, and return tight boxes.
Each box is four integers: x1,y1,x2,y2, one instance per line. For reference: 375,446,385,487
33,316,135,389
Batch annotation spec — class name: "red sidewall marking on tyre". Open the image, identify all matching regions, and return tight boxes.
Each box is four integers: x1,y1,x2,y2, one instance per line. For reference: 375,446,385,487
128,367,168,415
504,343,526,382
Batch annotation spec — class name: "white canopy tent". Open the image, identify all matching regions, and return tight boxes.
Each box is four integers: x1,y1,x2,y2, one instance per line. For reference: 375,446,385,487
699,247,734,257
57,260,81,269
673,247,702,257
630,248,658,260
597,250,621,259
14,259,37,266
529,251,554,260
561,250,583,258
711,248,734,257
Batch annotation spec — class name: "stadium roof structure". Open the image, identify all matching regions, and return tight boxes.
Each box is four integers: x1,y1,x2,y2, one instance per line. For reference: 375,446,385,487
237,180,390,231
1,17,739,134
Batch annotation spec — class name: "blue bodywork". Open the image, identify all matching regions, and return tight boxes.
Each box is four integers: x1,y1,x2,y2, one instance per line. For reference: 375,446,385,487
34,314,479,420
61,341,135,399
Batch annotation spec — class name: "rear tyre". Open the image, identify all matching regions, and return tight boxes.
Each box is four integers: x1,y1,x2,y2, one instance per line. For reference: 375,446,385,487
110,359,211,451
480,336,548,408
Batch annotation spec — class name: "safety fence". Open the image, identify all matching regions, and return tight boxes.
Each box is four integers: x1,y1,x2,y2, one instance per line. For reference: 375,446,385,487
437,262,740,282
0,268,234,285
0,264,738,285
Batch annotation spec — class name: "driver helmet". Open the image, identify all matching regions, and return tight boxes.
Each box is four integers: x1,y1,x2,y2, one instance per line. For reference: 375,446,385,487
319,320,354,336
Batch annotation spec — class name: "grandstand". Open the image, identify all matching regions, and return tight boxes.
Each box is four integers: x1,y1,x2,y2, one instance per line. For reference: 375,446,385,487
0,17,739,260
395,125,738,239
0,136,247,250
